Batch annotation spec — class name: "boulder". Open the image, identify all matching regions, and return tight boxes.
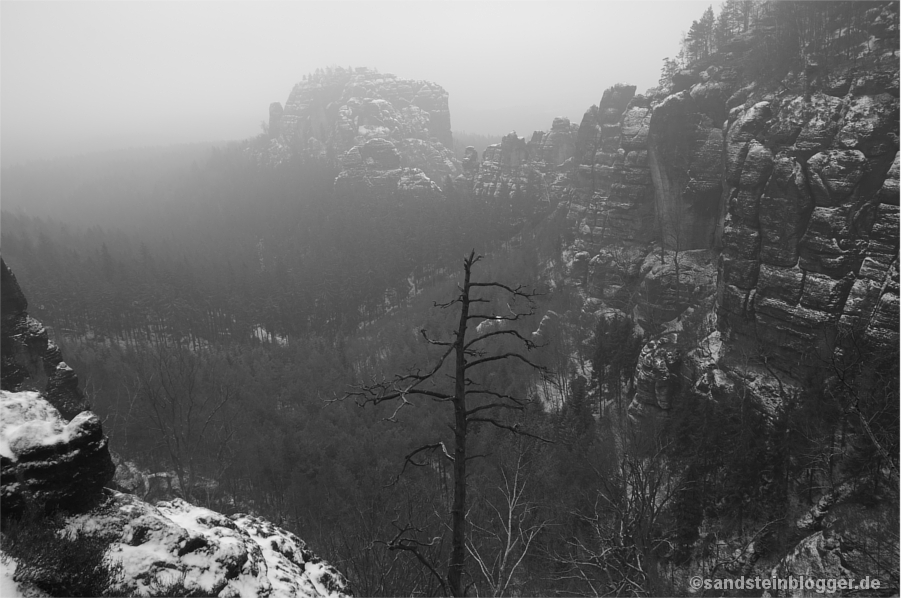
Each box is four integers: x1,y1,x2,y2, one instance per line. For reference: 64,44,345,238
1,390,114,515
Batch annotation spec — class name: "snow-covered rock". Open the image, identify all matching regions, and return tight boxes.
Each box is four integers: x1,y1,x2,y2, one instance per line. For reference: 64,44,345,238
66,493,350,597
0,390,114,514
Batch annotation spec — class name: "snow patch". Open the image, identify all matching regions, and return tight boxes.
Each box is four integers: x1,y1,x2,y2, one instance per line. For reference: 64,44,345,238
0,554,24,598
0,391,91,462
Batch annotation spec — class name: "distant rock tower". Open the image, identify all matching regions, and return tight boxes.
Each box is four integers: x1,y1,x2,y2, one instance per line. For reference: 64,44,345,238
462,146,479,175
269,102,283,138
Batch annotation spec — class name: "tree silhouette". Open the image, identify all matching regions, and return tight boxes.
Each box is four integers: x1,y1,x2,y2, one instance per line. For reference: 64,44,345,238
343,250,549,596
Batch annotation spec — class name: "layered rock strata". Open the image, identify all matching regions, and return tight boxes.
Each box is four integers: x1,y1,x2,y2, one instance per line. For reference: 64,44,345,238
545,40,899,419
717,64,900,391
1,390,113,515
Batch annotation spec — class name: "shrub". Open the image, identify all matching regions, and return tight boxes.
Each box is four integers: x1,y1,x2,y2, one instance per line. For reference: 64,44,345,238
1,504,122,597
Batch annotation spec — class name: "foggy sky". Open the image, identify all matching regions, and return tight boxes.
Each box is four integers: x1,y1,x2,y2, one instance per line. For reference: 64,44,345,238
1,1,712,166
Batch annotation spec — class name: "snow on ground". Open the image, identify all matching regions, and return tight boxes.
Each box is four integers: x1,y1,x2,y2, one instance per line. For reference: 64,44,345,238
0,553,24,598
535,377,565,412
63,492,349,597
0,390,94,462
233,513,349,598
253,325,289,347
0,553,47,598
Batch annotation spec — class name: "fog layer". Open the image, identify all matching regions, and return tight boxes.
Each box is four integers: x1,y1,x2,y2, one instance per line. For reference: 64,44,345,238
1,1,708,166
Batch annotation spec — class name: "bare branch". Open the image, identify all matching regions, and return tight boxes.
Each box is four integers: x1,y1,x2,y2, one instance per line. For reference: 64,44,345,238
469,417,553,443
464,328,539,351
386,442,455,487
465,401,526,417
465,352,548,373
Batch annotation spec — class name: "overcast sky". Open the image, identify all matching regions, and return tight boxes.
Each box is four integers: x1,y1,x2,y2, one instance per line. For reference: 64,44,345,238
1,1,713,166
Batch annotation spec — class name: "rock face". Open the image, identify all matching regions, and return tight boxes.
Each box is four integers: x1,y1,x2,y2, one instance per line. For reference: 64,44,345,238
472,132,542,202
717,63,899,390
531,29,899,422
532,117,579,168
254,66,457,202
648,89,724,251
1,259,89,420
1,258,114,514
568,87,658,268
66,493,350,597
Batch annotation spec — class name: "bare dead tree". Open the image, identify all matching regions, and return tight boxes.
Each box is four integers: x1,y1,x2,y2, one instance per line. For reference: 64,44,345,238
342,250,550,596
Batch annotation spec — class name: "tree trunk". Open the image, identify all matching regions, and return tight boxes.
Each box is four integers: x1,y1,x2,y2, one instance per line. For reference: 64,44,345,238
448,254,473,597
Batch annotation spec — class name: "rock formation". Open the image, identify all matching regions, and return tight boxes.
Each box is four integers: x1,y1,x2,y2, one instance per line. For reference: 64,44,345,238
1,258,114,514
462,6,897,589
64,494,350,597
253,67,457,203
2,259,90,421
1,390,113,516
495,12,901,422
471,131,540,202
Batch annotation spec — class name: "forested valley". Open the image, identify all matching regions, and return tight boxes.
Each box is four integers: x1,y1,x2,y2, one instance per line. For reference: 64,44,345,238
3,141,596,595
1,1,899,596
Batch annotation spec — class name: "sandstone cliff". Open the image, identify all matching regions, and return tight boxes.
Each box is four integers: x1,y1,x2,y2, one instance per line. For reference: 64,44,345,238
473,4,900,590
483,7,899,424
254,66,457,203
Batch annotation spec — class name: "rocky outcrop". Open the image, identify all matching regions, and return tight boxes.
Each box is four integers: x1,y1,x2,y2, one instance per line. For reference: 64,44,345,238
64,493,350,597
472,132,541,202
1,258,114,514
567,87,657,276
1,259,89,420
254,67,457,201
531,117,579,169
1,390,113,515
629,334,681,420
461,146,479,176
